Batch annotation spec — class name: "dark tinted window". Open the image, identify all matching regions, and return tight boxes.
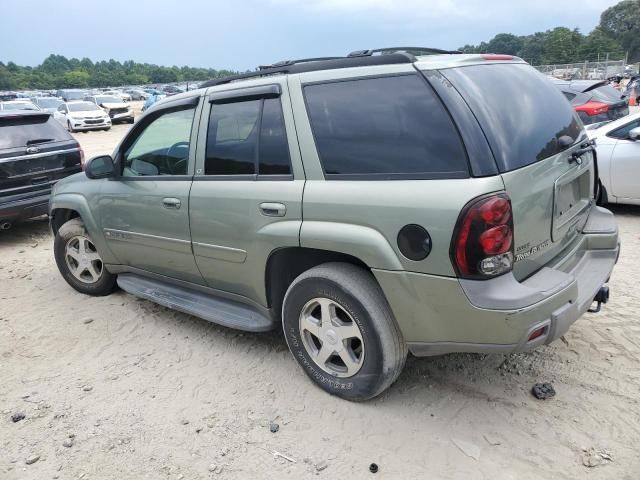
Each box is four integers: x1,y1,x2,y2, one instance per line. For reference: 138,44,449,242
0,115,70,149
205,98,291,176
562,91,576,101
443,64,584,172
259,98,290,175
304,75,468,177
608,119,640,140
205,100,260,175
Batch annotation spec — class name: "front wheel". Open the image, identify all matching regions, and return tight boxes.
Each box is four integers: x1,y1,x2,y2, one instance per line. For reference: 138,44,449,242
282,263,407,401
54,218,116,296
67,121,74,133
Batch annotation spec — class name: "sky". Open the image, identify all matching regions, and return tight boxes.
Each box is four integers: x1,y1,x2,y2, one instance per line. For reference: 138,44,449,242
0,0,621,71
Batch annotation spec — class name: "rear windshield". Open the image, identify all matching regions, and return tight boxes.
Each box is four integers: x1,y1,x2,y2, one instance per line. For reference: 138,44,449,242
442,64,583,172
591,84,626,103
0,115,70,149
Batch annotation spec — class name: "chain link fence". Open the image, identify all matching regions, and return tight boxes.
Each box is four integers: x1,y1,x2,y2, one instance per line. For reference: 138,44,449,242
534,60,628,80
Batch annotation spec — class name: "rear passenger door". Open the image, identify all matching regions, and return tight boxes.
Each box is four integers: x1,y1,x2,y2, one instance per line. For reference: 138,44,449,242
189,81,304,306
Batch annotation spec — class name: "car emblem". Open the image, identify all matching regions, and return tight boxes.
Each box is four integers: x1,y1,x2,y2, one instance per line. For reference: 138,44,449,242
26,146,40,154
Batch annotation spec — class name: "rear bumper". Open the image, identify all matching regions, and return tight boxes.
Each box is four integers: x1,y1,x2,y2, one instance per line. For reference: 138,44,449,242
374,206,619,356
0,191,51,222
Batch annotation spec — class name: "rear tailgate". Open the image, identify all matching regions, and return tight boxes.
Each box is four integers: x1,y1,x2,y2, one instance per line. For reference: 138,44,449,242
442,63,594,281
0,113,82,202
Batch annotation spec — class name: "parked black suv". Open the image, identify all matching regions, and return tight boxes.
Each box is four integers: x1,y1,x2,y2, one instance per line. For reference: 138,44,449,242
0,111,83,229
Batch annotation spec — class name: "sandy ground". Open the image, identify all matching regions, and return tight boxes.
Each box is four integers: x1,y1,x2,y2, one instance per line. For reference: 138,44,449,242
1,104,640,479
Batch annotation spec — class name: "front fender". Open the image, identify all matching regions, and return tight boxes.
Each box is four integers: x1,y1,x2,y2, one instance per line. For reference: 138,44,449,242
50,192,119,264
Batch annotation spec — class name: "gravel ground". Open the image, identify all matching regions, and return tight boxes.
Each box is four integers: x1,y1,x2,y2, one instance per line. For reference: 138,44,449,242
1,106,639,479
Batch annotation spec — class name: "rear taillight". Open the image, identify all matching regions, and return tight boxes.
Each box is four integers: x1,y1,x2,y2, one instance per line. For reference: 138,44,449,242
451,193,514,279
79,147,85,169
575,101,609,117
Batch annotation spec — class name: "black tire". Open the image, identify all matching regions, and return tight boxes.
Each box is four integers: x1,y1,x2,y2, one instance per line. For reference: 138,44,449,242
54,218,116,296
597,181,608,206
282,262,407,401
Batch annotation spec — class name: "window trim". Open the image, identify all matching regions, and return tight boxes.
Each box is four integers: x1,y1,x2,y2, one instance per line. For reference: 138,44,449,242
301,72,471,181
202,93,293,180
115,96,200,181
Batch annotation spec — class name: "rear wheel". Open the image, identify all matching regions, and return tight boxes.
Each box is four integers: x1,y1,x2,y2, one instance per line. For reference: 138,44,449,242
282,263,407,401
54,218,116,296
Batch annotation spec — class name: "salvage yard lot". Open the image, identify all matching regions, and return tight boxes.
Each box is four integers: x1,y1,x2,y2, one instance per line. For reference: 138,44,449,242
1,115,640,479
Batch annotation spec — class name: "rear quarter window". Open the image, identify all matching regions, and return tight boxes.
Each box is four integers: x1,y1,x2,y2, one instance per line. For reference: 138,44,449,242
442,64,584,172
303,74,469,179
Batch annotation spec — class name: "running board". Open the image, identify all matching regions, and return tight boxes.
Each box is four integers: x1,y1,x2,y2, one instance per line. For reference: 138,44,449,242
117,273,275,332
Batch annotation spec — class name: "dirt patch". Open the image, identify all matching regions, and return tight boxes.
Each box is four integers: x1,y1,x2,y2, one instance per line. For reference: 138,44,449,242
1,124,639,479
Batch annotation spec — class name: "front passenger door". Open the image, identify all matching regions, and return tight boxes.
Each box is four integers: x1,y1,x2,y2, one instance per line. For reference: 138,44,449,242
607,119,640,201
99,97,205,284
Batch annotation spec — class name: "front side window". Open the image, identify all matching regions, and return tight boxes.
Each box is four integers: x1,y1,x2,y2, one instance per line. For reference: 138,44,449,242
303,75,468,178
122,107,195,177
205,97,291,176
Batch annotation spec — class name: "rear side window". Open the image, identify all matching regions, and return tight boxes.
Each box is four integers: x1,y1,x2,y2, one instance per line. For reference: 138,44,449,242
205,98,291,176
0,115,71,149
303,75,469,178
442,64,583,172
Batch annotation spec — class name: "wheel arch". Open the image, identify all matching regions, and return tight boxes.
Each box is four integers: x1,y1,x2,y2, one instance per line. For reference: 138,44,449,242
265,247,372,321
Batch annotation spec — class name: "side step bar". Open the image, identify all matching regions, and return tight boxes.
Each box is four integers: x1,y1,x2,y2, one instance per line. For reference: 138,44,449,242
117,273,275,332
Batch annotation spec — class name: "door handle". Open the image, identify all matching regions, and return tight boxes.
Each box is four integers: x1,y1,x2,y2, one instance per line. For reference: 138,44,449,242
162,197,181,209
259,202,286,217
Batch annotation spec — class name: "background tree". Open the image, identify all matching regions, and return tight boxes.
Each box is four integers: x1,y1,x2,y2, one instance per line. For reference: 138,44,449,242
599,0,640,62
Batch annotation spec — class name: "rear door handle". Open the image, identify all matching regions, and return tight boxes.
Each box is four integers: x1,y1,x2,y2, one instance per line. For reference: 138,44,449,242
259,202,286,217
162,197,181,209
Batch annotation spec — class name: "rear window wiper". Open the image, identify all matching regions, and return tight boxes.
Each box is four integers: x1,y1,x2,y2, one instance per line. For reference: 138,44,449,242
570,139,595,165
26,138,55,145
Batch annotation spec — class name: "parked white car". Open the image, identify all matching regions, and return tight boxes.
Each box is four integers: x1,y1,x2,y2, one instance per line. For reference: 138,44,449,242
53,101,111,132
84,95,134,123
588,112,640,205
103,90,131,102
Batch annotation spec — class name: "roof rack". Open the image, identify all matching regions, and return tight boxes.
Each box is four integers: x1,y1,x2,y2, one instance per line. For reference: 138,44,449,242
201,47,460,88
347,47,462,57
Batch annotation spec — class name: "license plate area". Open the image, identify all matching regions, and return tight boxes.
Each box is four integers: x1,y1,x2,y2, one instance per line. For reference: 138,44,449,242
552,165,592,242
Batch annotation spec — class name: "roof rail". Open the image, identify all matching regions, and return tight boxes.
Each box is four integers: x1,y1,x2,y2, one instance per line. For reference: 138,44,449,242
348,47,462,57
258,57,343,71
201,47,459,88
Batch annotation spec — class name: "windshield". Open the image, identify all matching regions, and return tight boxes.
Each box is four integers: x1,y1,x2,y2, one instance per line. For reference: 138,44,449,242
68,102,101,112
37,98,63,108
2,102,39,111
95,96,121,104
442,64,584,172
66,91,87,100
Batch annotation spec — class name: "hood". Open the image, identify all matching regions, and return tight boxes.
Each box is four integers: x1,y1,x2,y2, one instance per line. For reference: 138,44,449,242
69,110,107,119
99,102,128,109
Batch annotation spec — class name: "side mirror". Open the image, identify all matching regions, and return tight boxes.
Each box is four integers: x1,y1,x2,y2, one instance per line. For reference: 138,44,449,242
628,127,640,141
85,155,116,179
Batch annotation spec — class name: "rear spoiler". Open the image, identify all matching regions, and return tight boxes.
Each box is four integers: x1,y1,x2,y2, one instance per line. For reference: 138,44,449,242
581,80,608,93
0,111,51,122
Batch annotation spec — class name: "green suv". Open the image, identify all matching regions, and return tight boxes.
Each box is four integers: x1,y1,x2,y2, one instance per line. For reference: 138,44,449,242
49,49,619,401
